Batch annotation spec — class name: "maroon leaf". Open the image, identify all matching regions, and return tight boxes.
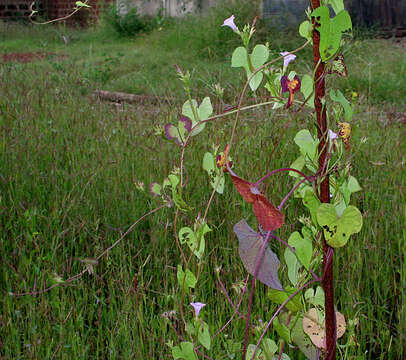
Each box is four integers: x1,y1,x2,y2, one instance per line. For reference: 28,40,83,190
252,194,285,231
228,168,285,231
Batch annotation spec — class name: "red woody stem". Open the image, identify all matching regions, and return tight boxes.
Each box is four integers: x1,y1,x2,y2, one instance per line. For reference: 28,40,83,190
310,0,336,359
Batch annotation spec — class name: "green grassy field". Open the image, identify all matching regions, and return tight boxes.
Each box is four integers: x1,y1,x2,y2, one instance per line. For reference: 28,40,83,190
0,11,405,360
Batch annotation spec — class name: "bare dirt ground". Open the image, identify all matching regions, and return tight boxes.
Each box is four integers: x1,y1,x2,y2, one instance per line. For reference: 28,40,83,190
0,52,66,63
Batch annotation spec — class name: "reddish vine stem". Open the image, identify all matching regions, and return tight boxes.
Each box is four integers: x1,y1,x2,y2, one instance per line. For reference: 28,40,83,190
242,230,272,360
311,1,336,359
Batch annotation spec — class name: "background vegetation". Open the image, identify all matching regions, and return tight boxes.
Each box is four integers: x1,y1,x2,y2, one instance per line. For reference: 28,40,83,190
0,2,405,358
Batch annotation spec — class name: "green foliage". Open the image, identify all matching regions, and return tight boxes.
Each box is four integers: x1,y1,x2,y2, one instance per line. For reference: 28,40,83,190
177,265,197,292
317,204,363,248
288,231,312,270
202,152,225,194
156,0,266,59
330,89,352,122
267,288,302,313
293,129,318,162
103,4,158,37
172,341,197,360
1,15,405,360
231,44,269,91
196,320,211,350
182,97,213,135
179,220,211,260
311,6,352,60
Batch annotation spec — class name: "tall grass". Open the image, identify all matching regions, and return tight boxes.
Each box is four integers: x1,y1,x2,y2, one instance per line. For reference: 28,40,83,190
0,14,405,359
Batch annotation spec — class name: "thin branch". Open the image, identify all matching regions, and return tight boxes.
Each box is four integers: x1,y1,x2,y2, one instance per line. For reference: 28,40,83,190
250,279,319,360
242,231,272,359
9,203,168,297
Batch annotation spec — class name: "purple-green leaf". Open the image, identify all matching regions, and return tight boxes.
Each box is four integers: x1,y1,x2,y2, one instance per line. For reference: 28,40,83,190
233,219,283,290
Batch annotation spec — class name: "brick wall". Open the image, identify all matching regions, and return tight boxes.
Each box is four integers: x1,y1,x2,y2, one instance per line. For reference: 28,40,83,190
47,0,113,26
0,0,112,25
0,0,45,20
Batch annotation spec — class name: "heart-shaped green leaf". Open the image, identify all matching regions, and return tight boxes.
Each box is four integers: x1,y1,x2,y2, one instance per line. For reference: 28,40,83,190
261,338,278,358
231,45,269,91
267,286,303,313
289,156,305,177
231,46,248,68
202,152,224,194
196,320,211,350
300,74,315,108
294,129,318,161
303,190,320,226
299,20,313,41
291,314,318,359
329,0,345,15
245,344,263,360
182,97,212,136
330,89,352,122
172,341,197,360
274,316,291,343
177,265,197,292
311,6,352,61
288,231,313,270
305,286,325,308
168,174,192,212
285,247,301,286
317,204,363,247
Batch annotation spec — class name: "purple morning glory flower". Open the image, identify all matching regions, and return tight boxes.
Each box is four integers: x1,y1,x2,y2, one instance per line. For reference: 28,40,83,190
280,52,296,69
222,15,237,32
190,302,206,317
281,75,301,108
329,129,338,141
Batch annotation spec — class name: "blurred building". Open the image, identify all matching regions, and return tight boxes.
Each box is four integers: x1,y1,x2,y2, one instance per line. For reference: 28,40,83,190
0,0,405,31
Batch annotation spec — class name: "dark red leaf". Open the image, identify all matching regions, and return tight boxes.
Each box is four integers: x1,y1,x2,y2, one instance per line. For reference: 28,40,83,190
252,194,285,231
229,172,256,203
228,168,285,230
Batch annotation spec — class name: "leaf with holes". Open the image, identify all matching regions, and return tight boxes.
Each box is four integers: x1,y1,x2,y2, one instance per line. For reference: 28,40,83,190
234,220,283,290
291,314,318,359
303,308,346,349
317,204,363,247
202,152,224,194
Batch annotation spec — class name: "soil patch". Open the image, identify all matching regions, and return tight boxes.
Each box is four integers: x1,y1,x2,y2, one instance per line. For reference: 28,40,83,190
1,52,66,63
